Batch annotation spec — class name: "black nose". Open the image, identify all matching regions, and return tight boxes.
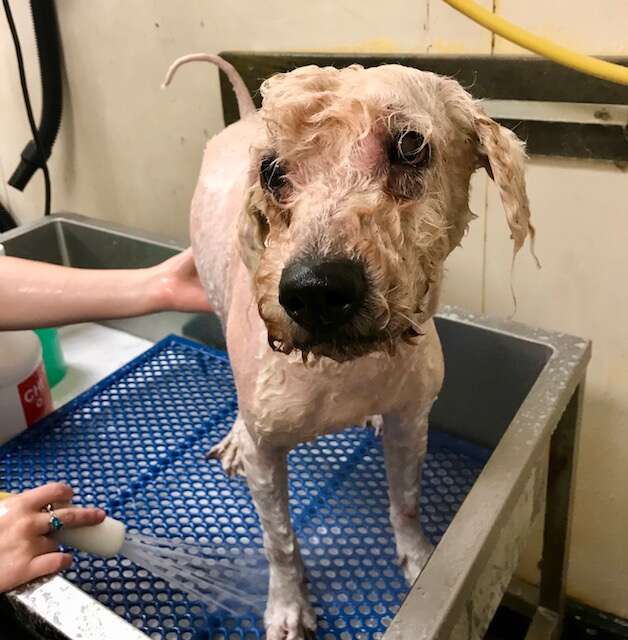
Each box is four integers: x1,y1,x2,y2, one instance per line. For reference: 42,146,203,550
279,258,367,333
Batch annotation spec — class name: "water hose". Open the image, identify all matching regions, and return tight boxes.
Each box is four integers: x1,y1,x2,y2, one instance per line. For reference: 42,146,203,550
442,0,628,86
8,0,63,193
0,201,16,232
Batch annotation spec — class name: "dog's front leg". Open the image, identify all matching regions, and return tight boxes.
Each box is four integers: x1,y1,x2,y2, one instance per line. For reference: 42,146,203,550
240,425,315,640
383,406,435,585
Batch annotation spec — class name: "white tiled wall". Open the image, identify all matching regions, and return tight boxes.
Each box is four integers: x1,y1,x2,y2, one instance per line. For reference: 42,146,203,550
2,0,627,617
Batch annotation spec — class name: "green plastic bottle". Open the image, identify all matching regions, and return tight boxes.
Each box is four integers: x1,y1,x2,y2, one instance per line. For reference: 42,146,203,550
35,327,67,388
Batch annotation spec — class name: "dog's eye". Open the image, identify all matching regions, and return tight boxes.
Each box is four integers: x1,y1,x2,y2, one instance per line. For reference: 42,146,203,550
390,131,431,167
260,154,287,196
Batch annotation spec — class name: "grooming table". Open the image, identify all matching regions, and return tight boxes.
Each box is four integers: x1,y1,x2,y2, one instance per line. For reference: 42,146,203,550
1,214,591,640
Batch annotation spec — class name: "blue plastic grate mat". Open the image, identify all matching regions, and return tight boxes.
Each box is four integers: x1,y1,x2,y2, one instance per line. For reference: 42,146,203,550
0,335,491,640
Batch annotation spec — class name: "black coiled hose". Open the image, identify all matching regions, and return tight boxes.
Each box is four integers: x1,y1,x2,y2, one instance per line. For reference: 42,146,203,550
7,0,62,205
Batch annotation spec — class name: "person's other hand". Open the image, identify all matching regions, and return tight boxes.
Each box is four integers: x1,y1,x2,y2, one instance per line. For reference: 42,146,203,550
0,483,105,593
149,248,212,313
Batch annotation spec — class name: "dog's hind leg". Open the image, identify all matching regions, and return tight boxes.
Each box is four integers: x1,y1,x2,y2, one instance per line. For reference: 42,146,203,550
239,424,316,640
382,405,435,584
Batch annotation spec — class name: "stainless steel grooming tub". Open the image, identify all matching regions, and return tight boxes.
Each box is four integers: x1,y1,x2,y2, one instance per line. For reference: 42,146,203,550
0,214,590,640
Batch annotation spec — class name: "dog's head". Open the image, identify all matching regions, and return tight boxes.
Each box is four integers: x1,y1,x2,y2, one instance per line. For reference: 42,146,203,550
238,64,534,361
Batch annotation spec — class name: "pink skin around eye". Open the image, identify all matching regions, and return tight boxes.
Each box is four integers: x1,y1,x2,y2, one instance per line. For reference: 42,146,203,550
352,129,387,174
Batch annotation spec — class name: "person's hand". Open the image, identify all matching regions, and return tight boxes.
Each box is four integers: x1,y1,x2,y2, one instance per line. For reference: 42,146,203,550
148,248,213,314
0,483,105,593
0,247,212,330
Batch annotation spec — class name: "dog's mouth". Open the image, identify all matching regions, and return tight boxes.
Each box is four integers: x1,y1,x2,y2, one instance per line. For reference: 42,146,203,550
267,321,423,363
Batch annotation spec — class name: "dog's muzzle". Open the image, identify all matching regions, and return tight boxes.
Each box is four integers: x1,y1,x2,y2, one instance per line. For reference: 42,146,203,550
278,257,367,335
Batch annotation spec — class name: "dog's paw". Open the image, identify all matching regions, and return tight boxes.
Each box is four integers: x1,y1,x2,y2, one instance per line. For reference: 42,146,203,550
207,430,245,477
396,523,434,585
392,513,434,584
399,541,434,586
365,414,384,436
265,590,316,640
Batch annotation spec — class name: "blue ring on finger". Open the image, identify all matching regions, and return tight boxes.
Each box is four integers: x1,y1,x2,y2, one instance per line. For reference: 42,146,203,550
45,503,63,532
49,515,63,531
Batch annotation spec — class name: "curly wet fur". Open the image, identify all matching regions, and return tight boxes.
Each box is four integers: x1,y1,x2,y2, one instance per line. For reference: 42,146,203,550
167,55,536,640
237,64,535,361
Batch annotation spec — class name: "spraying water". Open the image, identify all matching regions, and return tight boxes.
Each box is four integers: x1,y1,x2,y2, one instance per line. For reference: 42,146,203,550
0,491,269,616
118,531,268,616
39,506,268,617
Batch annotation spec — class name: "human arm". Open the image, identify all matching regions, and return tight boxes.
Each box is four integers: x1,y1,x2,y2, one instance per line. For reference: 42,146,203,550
0,248,212,330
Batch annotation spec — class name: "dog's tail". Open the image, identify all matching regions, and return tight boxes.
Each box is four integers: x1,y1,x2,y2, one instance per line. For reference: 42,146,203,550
161,53,256,120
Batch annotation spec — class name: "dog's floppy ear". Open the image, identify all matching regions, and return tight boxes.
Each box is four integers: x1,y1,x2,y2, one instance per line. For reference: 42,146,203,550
238,187,268,272
474,114,538,261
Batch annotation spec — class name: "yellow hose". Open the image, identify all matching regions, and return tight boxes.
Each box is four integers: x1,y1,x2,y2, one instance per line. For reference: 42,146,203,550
442,0,628,86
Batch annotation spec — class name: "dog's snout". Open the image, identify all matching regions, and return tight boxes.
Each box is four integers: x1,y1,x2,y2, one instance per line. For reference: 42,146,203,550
279,258,366,333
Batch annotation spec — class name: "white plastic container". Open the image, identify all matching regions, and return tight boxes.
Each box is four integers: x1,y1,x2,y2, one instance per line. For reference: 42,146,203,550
0,245,53,443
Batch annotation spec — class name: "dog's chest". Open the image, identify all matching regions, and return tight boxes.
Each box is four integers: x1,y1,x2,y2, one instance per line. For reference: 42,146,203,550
247,325,443,447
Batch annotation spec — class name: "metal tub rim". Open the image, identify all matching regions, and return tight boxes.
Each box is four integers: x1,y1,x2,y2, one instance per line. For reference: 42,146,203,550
387,307,590,639
0,211,185,255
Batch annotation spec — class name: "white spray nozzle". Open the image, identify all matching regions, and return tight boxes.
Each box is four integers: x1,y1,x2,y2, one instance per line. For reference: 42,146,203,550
55,515,126,558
